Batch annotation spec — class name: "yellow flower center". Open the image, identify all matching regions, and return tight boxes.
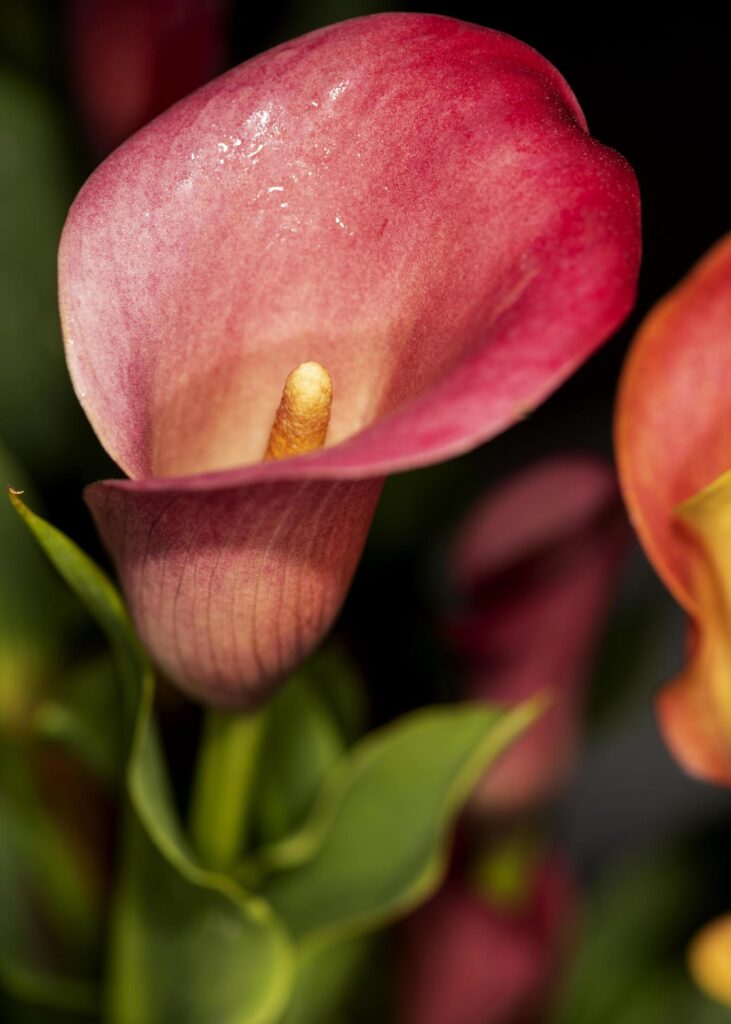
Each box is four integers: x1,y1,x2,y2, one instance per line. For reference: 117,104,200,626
265,361,333,461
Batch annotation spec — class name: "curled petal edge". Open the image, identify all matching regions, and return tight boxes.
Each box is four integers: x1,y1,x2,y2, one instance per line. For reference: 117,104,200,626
657,469,731,786
616,232,731,610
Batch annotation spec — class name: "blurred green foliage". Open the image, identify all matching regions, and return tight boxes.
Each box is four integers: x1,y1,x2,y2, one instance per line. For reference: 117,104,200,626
555,847,731,1024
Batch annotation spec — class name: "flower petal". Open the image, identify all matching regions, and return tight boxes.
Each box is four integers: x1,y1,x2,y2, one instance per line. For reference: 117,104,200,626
448,455,628,813
616,234,731,784
60,13,640,483
616,233,731,610
656,470,731,784
85,477,382,707
62,14,640,705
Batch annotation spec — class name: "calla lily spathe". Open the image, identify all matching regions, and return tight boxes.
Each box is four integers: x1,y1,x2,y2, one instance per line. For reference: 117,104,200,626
616,233,731,786
448,455,629,813
59,13,641,707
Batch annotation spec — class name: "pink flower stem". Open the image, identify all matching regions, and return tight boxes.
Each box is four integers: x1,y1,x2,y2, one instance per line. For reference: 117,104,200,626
188,705,268,869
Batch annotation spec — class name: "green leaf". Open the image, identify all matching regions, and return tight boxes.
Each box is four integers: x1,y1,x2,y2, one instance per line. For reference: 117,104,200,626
107,816,291,1024
253,664,353,847
256,699,542,945
279,937,371,1024
8,489,141,721
10,492,540,1020
11,493,294,1024
305,644,368,745
0,442,85,741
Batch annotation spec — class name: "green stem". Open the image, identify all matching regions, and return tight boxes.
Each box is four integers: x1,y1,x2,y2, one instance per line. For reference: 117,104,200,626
188,705,268,869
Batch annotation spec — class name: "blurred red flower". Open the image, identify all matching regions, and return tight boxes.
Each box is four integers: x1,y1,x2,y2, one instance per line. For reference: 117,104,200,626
448,455,629,814
396,851,574,1024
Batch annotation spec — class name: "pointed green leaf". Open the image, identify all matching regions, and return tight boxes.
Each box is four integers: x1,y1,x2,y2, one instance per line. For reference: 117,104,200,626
11,493,294,1023
257,699,543,944
0,442,74,674
8,489,141,721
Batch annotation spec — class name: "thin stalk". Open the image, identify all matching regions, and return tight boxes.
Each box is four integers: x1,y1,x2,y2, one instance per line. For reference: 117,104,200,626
188,705,268,869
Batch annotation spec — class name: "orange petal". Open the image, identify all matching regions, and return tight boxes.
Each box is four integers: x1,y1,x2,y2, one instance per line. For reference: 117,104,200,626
616,234,731,785
657,470,731,785
616,233,731,611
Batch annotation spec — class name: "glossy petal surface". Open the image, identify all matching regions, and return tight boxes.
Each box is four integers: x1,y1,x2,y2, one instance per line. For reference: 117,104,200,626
448,455,628,812
61,13,639,484
616,234,731,783
61,14,640,705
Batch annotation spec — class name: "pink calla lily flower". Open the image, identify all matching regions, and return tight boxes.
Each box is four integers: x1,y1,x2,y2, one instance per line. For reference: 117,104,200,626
59,14,640,707
396,853,574,1024
616,234,731,785
448,455,629,813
